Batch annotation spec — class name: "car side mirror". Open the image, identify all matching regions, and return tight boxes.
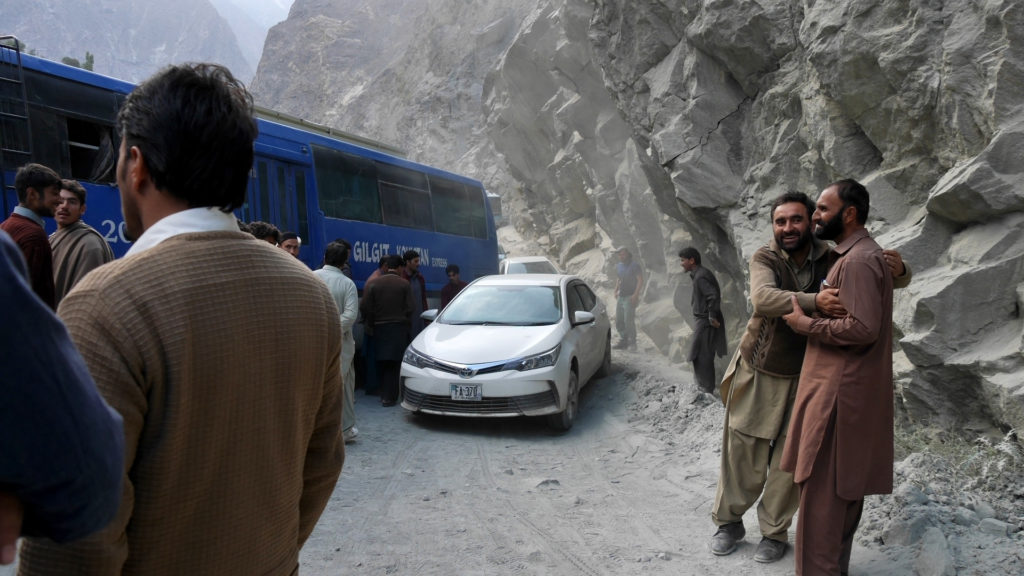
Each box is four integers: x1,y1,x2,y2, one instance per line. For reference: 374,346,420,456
572,310,595,326
421,309,439,322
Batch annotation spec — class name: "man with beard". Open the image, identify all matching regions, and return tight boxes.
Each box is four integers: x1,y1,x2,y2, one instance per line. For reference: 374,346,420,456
710,191,908,563
50,179,115,304
781,179,897,575
0,163,62,309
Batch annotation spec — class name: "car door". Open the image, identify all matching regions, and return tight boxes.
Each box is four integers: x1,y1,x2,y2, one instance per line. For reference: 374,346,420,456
566,280,600,378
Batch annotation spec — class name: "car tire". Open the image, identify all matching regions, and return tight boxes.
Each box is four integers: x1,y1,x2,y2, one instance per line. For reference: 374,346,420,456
548,369,579,431
594,331,612,378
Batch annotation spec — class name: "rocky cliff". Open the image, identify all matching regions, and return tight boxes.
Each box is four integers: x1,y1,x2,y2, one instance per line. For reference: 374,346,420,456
253,0,1024,438
0,0,252,83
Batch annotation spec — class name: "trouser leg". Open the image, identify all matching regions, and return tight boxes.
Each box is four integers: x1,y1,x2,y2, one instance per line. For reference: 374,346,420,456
795,411,859,575
757,431,800,541
615,298,626,339
378,360,401,404
693,352,716,393
363,334,378,395
341,357,356,431
622,299,636,343
712,409,771,526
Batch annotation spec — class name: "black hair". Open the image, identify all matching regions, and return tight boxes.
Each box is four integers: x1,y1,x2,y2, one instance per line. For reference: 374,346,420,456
828,179,870,224
323,240,350,268
248,221,280,243
678,246,701,265
769,191,815,223
386,254,405,270
14,163,61,203
117,63,257,212
280,232,299,243
60,179,87,204
445,264,460,275
403,250,420,263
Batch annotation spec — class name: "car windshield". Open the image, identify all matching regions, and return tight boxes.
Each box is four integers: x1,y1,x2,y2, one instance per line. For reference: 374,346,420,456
440,285,562,326
505,260,558,274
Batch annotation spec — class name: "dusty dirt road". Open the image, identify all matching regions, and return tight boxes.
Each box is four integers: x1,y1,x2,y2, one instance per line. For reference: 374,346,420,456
298,349,891,576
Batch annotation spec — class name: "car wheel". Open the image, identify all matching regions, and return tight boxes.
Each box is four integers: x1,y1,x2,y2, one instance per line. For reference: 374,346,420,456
548,369,579,431
594,331,612,378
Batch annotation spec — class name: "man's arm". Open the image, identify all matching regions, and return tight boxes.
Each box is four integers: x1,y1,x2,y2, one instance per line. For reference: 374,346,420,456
631,265,643,303
0,235,124,549
340,278,359,334
697,272,722,328
783,255,886,345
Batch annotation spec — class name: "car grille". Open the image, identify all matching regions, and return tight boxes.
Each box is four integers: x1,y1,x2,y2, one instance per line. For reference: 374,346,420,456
403,387,557,415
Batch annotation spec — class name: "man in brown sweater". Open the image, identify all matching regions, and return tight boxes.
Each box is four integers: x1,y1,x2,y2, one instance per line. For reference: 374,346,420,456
360,254,413,406
49,179,115,305
19,64,344,576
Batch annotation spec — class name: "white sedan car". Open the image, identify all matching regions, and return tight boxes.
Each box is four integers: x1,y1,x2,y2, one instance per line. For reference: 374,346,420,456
401,274,611,430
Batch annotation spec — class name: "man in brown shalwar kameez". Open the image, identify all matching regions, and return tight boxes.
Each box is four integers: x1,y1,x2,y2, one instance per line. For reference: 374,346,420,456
49,179,115,305
781,179,895,575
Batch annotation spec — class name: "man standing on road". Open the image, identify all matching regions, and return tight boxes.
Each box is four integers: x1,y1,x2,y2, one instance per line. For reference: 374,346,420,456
781,179,895,575
50,179,115,305
403,249,428,338
315,240,360,443
361,254,413,406
19,63,344,576
613,247,643,350
0,163,62,309
679,247,726,394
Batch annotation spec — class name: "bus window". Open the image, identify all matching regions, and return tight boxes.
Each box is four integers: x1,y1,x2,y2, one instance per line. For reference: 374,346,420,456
295,170,309,241
379,181,432,230
430,176,488,239
67,118,117,182
312,144,381,223
277,165,291,233
258,161,270,221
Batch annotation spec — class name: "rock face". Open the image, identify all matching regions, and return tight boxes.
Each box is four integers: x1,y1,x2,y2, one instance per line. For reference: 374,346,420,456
0,0,253,83
253,0,1024,437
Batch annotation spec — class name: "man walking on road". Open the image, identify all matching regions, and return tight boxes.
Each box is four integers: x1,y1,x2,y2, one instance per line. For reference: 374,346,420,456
19,63,344,576
613,247,643,350
50,179,115,304
679,246,726,393
781,179,896,575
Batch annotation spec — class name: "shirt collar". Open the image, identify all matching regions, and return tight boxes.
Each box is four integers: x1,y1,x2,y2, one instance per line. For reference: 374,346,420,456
322,265,342,275
13,205,45,228
126,207,240,256
833,228,871,256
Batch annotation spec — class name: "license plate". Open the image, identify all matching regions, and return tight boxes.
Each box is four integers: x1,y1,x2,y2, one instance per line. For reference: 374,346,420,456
450,383,482,401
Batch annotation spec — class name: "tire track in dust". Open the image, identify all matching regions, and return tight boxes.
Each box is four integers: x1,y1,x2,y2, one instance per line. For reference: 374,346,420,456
476,441,604,576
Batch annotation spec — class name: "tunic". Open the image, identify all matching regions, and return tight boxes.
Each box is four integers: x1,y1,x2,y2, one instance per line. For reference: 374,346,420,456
50,220,116,304
19,230,344,576
781,228,895,499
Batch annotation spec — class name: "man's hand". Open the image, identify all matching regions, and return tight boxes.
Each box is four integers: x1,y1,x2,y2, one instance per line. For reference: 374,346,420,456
782,294,805,329
0,492,23,565
710,317,721,328
630,293,639,306
883,249,906,277
815,288,847,317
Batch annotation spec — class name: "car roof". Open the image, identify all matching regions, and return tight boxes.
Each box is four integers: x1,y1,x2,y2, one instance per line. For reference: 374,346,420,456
502,256,555,263
471,273,577,287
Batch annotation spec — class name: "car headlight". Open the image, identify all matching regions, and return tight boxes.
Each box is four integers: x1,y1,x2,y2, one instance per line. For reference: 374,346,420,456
504,344,561,372
403,347,432,369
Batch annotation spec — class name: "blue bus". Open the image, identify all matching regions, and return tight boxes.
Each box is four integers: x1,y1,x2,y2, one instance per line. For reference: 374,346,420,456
0,38,499,295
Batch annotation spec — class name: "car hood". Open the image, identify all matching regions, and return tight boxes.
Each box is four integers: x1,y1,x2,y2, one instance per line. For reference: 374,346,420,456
412,323,566,365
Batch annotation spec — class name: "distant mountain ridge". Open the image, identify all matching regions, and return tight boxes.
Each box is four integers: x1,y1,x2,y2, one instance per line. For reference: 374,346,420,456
0,0,258,83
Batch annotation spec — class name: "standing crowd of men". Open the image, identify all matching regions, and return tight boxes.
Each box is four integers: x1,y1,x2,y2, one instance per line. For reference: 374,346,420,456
4,55,910,576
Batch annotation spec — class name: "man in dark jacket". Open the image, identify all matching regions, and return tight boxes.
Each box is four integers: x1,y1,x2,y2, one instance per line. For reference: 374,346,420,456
361,254,413,406
679,246,726,394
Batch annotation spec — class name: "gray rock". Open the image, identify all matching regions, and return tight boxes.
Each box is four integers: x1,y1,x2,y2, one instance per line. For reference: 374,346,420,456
979,518,1015,537
914,527,956,576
